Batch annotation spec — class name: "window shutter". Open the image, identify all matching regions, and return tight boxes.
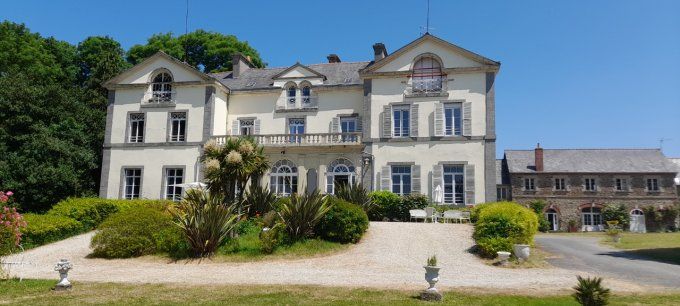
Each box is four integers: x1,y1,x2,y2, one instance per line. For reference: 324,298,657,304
331,117,341,133
465,164,475,205
434,103,444,136
411,164,421,194
382,105,392,138
356,115,362,132
254,119,261,135
462,102,472,136
380,166,391,191
410,103,419,137
432,164,443,197
231,120,240,136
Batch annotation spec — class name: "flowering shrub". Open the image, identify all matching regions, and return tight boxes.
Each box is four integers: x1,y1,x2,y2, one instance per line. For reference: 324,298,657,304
1,191,27,255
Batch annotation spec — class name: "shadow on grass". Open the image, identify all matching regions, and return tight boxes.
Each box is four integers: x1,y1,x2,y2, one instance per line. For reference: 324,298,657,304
599,247,680,266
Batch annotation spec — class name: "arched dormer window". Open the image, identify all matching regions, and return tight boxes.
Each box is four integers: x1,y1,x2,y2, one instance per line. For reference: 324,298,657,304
150,71,173,102
286,84,297,105
412,55,444,93
299,81,313,106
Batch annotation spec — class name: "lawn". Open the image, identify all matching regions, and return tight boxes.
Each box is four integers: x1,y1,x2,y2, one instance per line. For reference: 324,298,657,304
2,279,680,305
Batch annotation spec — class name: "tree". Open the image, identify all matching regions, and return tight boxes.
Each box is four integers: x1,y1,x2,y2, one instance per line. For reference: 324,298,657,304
76,36,131,103
127,30,264,72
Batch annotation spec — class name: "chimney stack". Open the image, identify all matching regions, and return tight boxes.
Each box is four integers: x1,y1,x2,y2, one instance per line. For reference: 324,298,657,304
327,54,341,63
373,43,388,61
231,52,254,78
535,143,544,172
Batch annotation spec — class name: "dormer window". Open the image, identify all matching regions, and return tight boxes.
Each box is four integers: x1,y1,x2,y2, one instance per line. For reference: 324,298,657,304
301,86,311,105
286,85,297,105
150,71,173,103
412,56,443,94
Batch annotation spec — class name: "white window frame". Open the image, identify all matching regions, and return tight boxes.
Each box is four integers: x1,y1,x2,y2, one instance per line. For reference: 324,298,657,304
169,112,186,142
301,85,312,105
442,164,465,204
239,119,255,136
584,178,597,191
326,158,356,194
646,178,660,192
392,105,410,137
286,85,297,106
123,168,142,199
615,177,629,192
128,113,145,143
270,160,298,196
581,207,603,227
523,177,536,191
554,177,567,191
497,186,509,200
443,103,462,136
150,72,173,102
391,165,412,196
164,168,184,201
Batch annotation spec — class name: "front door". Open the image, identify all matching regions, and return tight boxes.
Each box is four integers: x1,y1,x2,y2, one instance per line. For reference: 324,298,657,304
629,209,646,233
443,165,464,205
546,212,558,231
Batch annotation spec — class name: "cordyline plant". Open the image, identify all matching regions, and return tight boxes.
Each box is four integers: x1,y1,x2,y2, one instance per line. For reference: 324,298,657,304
202,137,269,206
171,188,239,257
1,191,26,255
334,183,374,214
278,190,332,241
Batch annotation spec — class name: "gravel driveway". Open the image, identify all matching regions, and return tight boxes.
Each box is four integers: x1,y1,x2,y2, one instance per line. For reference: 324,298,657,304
2,222,646,292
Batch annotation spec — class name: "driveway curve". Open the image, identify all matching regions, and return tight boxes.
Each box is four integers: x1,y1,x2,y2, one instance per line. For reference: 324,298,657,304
3,222,645,292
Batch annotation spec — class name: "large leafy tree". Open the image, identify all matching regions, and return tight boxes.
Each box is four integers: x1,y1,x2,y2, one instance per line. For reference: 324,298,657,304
127,30,264,72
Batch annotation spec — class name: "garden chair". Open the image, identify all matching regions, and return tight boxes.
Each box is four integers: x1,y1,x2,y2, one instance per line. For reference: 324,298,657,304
442,210,462,223
459,211,471,223
424,207,438,223
409,209,427,222
0,245,27,281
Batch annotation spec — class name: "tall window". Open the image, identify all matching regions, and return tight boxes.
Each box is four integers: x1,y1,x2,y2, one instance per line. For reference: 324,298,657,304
239,119,254,136
326,159,356,194
169,112,186,142
287,85,297,106
545,208,559,231
391,165,412,195
582,207,602,227
288,118,305,143
393,106,410,137
340,117,357,141
270,160,298,196
412,56,443,93
615,178,629,191
497,186,509,200
646,178,659,191
443,165,464,205
165,168,183,201
123,168,142,199
584,178,597,191
128,113,145,143
444,103,461,136
554,178,566,191
524,178,535,191
151,72,173,102
301,86,311,105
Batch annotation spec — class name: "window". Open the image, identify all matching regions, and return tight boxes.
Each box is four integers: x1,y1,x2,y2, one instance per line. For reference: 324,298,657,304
123,168,142,199
270,160,298,196
239,119,255,136
165,168,183,201
412,56,444,93
287,85,296,105
301,86,311,105
443,165,465,205
497,186,509,201
151,72,173,102
554,178,566,191
581,207,603,227
326,159,356,194
169,112,186,142
444,103,462,136
524,178,535,191
584,178,597,191
128,113,145,143
340,117,357,141
392,106,410,137
545,208,559,231
647,178,660,191
615,178,629,191
288,118,305,143
391,165,412,195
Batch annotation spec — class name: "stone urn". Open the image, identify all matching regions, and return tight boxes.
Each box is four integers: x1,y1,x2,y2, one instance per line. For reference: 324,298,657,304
53,259,73,291
512,244,531,262
611,234,621,243
496,251,511,266
421,265,442,301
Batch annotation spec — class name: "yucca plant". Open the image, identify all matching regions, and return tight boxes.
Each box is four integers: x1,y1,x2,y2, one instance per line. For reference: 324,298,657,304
171,189,239,257
335,183,373,214
572,276,610,306
243,184,278,217
278,190,332,241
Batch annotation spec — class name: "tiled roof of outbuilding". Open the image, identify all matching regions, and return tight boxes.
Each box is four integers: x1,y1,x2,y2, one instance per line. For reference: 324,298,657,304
504,149,678,174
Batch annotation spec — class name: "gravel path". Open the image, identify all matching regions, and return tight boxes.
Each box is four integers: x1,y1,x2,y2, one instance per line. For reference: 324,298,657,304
2,222,648,292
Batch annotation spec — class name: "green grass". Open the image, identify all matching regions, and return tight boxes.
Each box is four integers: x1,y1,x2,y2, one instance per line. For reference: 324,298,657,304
215,222,347,262
2,279,680,305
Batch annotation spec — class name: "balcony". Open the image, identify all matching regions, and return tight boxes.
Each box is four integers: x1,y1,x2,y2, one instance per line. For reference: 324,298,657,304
404,77,449,98
276,94,318,112
212,132,362,147
142,90,176,106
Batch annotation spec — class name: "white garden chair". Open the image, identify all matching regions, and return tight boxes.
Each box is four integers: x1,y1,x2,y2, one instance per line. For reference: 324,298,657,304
460,211,471,223
424,207,438,223
0,245,28,281
409,209,427,222
442,210,462,223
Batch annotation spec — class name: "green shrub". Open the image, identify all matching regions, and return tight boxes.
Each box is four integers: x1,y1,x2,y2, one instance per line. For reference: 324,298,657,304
315,198,369,243
602,204,630,228
470,202,492,223
473,202,539,258
278,190,331,241
48,198,172,230
528,200,551,232
259,224,283,254
335,184,374,214
243,184,277,217
91,207,185,258
22,214,83,248
475,237,513,258
368,191,402,221
572,276,610,306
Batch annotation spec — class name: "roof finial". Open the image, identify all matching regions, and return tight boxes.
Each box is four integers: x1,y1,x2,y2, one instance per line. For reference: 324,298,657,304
420,0,434,35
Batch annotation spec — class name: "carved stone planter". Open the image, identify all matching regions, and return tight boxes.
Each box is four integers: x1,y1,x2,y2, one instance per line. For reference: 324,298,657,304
421,266,442,301
496,251,511,266
512,244,530,262
610,234,621,243
53,259,72,291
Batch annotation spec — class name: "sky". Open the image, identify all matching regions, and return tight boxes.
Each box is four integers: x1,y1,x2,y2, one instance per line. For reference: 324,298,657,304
3,0,679,158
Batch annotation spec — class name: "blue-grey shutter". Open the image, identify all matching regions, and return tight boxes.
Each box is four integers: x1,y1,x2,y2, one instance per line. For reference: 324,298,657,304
231,120,240,136
434,103,445,136
254,119,261,135
411,164,421,194
380,166,391,191
465,164,475,205
410,103,419,137
382,105,392,138
462,102,472,136
355,115,362,132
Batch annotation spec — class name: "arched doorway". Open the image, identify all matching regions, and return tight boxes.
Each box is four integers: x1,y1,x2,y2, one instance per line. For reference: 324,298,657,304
581,206,603,232
326,158,356,194
545,208,559,231
630,209,646,233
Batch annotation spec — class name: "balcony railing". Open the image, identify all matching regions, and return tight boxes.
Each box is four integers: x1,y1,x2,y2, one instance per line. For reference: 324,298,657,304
142,90,176,105
276,94,318,110
212,132,362,146
404,77,448,97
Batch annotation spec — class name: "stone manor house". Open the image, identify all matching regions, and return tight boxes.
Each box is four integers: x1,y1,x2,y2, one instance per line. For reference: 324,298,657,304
99,34,500,205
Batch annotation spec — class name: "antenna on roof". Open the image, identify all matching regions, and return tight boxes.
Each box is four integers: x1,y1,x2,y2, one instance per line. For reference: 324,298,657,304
659,138,672,152
420,0,434,35
182,0,189,63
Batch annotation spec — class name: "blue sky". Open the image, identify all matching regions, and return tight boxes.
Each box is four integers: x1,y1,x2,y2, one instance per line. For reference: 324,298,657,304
3,0,679,157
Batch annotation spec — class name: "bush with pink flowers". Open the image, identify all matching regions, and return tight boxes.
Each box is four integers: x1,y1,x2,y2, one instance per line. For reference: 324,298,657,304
1,191,27,255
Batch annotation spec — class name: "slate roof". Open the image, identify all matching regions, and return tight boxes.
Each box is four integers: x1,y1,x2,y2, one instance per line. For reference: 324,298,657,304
669,158,680,184
209,61,370,91
504,149,679,174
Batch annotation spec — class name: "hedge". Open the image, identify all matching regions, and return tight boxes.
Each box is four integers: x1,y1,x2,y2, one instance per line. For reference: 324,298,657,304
473,202,538,258
315,198,369,243
368,191,429,221
48,198,172,230
22,213,84,248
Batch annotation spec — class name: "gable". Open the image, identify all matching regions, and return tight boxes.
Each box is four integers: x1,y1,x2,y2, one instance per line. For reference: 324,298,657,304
272,63,326,80
104,52,213,88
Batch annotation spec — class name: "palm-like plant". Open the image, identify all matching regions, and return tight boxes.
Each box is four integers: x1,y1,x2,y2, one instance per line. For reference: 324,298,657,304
171,188,239,257
335,183,373,214
278,190,332,241
572,276,610,306
243,184,278,217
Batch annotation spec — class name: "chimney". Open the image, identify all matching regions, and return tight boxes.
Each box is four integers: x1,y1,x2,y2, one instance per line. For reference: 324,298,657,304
327,54,341,63
231,52,254,78
535,143,544,172
373,43,388,61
